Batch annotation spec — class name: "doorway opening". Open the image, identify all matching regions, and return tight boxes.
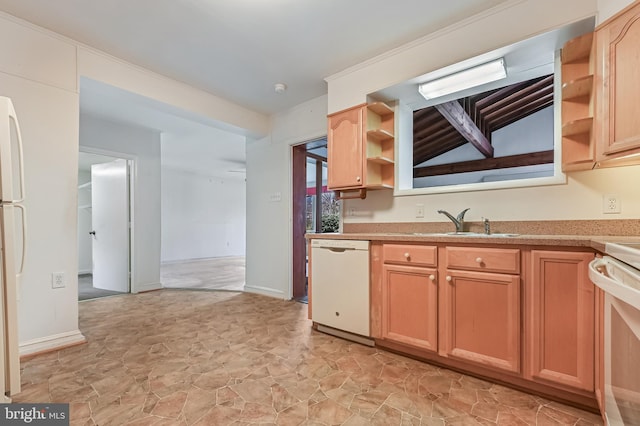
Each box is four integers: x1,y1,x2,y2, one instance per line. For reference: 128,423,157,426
78,150,134,301
159,131,247,292
292,137,338,303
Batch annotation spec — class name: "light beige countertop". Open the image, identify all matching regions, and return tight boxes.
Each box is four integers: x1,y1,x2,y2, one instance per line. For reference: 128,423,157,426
306,232,640,253
305,219,640,253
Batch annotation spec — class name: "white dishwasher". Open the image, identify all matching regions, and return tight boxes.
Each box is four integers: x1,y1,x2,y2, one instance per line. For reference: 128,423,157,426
311,239,370,338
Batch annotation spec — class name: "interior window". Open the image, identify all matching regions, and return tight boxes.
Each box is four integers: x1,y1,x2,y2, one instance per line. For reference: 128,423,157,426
369,17,595,195
413,75,554,188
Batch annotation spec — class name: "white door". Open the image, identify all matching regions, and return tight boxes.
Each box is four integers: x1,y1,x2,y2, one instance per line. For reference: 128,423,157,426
91,159,129,292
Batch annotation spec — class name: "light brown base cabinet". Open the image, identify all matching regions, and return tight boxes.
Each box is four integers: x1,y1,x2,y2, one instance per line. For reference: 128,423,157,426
379,244,438,352
382,264,438,352
525,250,595,392
371,242,599,410
439,246,522,374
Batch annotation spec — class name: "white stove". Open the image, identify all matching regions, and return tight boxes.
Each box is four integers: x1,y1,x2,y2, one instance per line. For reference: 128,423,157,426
605,242,640,270
589,242,640,425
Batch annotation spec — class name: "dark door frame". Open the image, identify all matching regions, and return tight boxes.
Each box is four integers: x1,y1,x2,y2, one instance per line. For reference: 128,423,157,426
292,144,307,300
292,139,328,301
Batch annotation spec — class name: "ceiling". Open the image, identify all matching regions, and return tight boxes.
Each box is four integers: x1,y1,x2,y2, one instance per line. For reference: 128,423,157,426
0,0,509,115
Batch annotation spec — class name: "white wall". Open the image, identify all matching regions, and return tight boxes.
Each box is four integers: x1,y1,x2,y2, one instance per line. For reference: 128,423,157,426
77,48,268,139
0,9,269,354
325,0,599,113
345,165,640,224
80,114,162,293
161,168,246,262
160,128,247,262
320,0,640,225
597,0,634,23
0,16,84,353
245,95,328,299
77,171,92,274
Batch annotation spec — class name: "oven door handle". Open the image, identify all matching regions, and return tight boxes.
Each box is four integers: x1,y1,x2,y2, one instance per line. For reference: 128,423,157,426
589,256,640,311
589,257,618,288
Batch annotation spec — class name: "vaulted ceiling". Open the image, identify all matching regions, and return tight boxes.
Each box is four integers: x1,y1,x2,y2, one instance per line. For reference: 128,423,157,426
413,74,554,175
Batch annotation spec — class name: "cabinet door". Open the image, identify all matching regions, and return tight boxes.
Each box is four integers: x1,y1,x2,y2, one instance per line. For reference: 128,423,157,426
382,264,438,352
527,250,595,391
327,105,365,190
596,2,640,161
440,269,520,373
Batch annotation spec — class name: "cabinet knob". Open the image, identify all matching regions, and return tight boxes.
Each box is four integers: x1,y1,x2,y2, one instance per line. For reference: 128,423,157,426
446,276,452,282
476,257,483,264
429,274,436,281
404,252,410,259
356,176,361,182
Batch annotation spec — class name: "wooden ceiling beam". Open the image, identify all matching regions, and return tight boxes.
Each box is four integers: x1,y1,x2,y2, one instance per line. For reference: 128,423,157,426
482,91,553,129
488,98,553,133
413,138,467,165
413,150,554,178
478,78,553,118
414,119,453,139
414,122,458,141
435,101,494,158
413,133,465,161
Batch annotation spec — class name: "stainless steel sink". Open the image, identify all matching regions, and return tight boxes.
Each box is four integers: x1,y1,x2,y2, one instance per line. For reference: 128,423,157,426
413,232,519,237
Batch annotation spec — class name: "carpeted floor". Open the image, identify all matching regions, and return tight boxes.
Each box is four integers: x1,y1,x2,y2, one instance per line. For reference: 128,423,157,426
78,274,126,301
161,256,246,292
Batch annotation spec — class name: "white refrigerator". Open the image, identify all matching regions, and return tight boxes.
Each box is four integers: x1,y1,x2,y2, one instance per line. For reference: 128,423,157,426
0,96,26,401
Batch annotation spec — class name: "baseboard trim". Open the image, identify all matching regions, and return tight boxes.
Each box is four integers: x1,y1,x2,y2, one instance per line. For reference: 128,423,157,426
243,285,286,299
316,324,375,347
19,330,86,358
134,282,162,293
161,255,245,265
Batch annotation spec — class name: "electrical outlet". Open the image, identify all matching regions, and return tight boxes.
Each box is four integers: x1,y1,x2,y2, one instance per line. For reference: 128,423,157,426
52,272,65,289
268,192,281,202
603,194,621,214
348,207,356,217
415,204,425,218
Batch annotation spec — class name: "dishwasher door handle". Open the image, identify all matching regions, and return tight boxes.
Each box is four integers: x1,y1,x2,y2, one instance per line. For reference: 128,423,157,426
326,247,349,253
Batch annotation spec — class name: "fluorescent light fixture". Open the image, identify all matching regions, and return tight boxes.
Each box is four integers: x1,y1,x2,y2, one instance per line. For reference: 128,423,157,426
418,58,507,100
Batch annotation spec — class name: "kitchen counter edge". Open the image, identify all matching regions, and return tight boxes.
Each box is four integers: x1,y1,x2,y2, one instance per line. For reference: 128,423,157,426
305,232,640,252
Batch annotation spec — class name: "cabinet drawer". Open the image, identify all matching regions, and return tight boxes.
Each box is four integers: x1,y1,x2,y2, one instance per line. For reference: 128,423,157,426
383,244,437,267
445,247,520,274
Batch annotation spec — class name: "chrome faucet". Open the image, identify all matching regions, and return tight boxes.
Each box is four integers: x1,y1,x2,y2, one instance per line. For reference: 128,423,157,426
437,208,470,233
483,218,491,235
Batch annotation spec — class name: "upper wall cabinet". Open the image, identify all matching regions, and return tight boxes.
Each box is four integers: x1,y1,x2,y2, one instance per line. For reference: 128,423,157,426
327,104,366,192
595,0,640,167
561,32,596,171
327,102,395,198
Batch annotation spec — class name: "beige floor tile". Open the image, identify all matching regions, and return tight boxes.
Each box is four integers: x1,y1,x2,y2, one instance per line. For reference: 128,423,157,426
14,289,603,425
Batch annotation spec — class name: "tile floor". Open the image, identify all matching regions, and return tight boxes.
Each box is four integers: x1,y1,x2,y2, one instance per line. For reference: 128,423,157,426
15,290,603,425
161,257,245,292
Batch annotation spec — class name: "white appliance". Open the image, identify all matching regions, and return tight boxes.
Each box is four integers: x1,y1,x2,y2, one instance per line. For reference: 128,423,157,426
311,239,370,341
589,243,640,426
0,97,26,401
